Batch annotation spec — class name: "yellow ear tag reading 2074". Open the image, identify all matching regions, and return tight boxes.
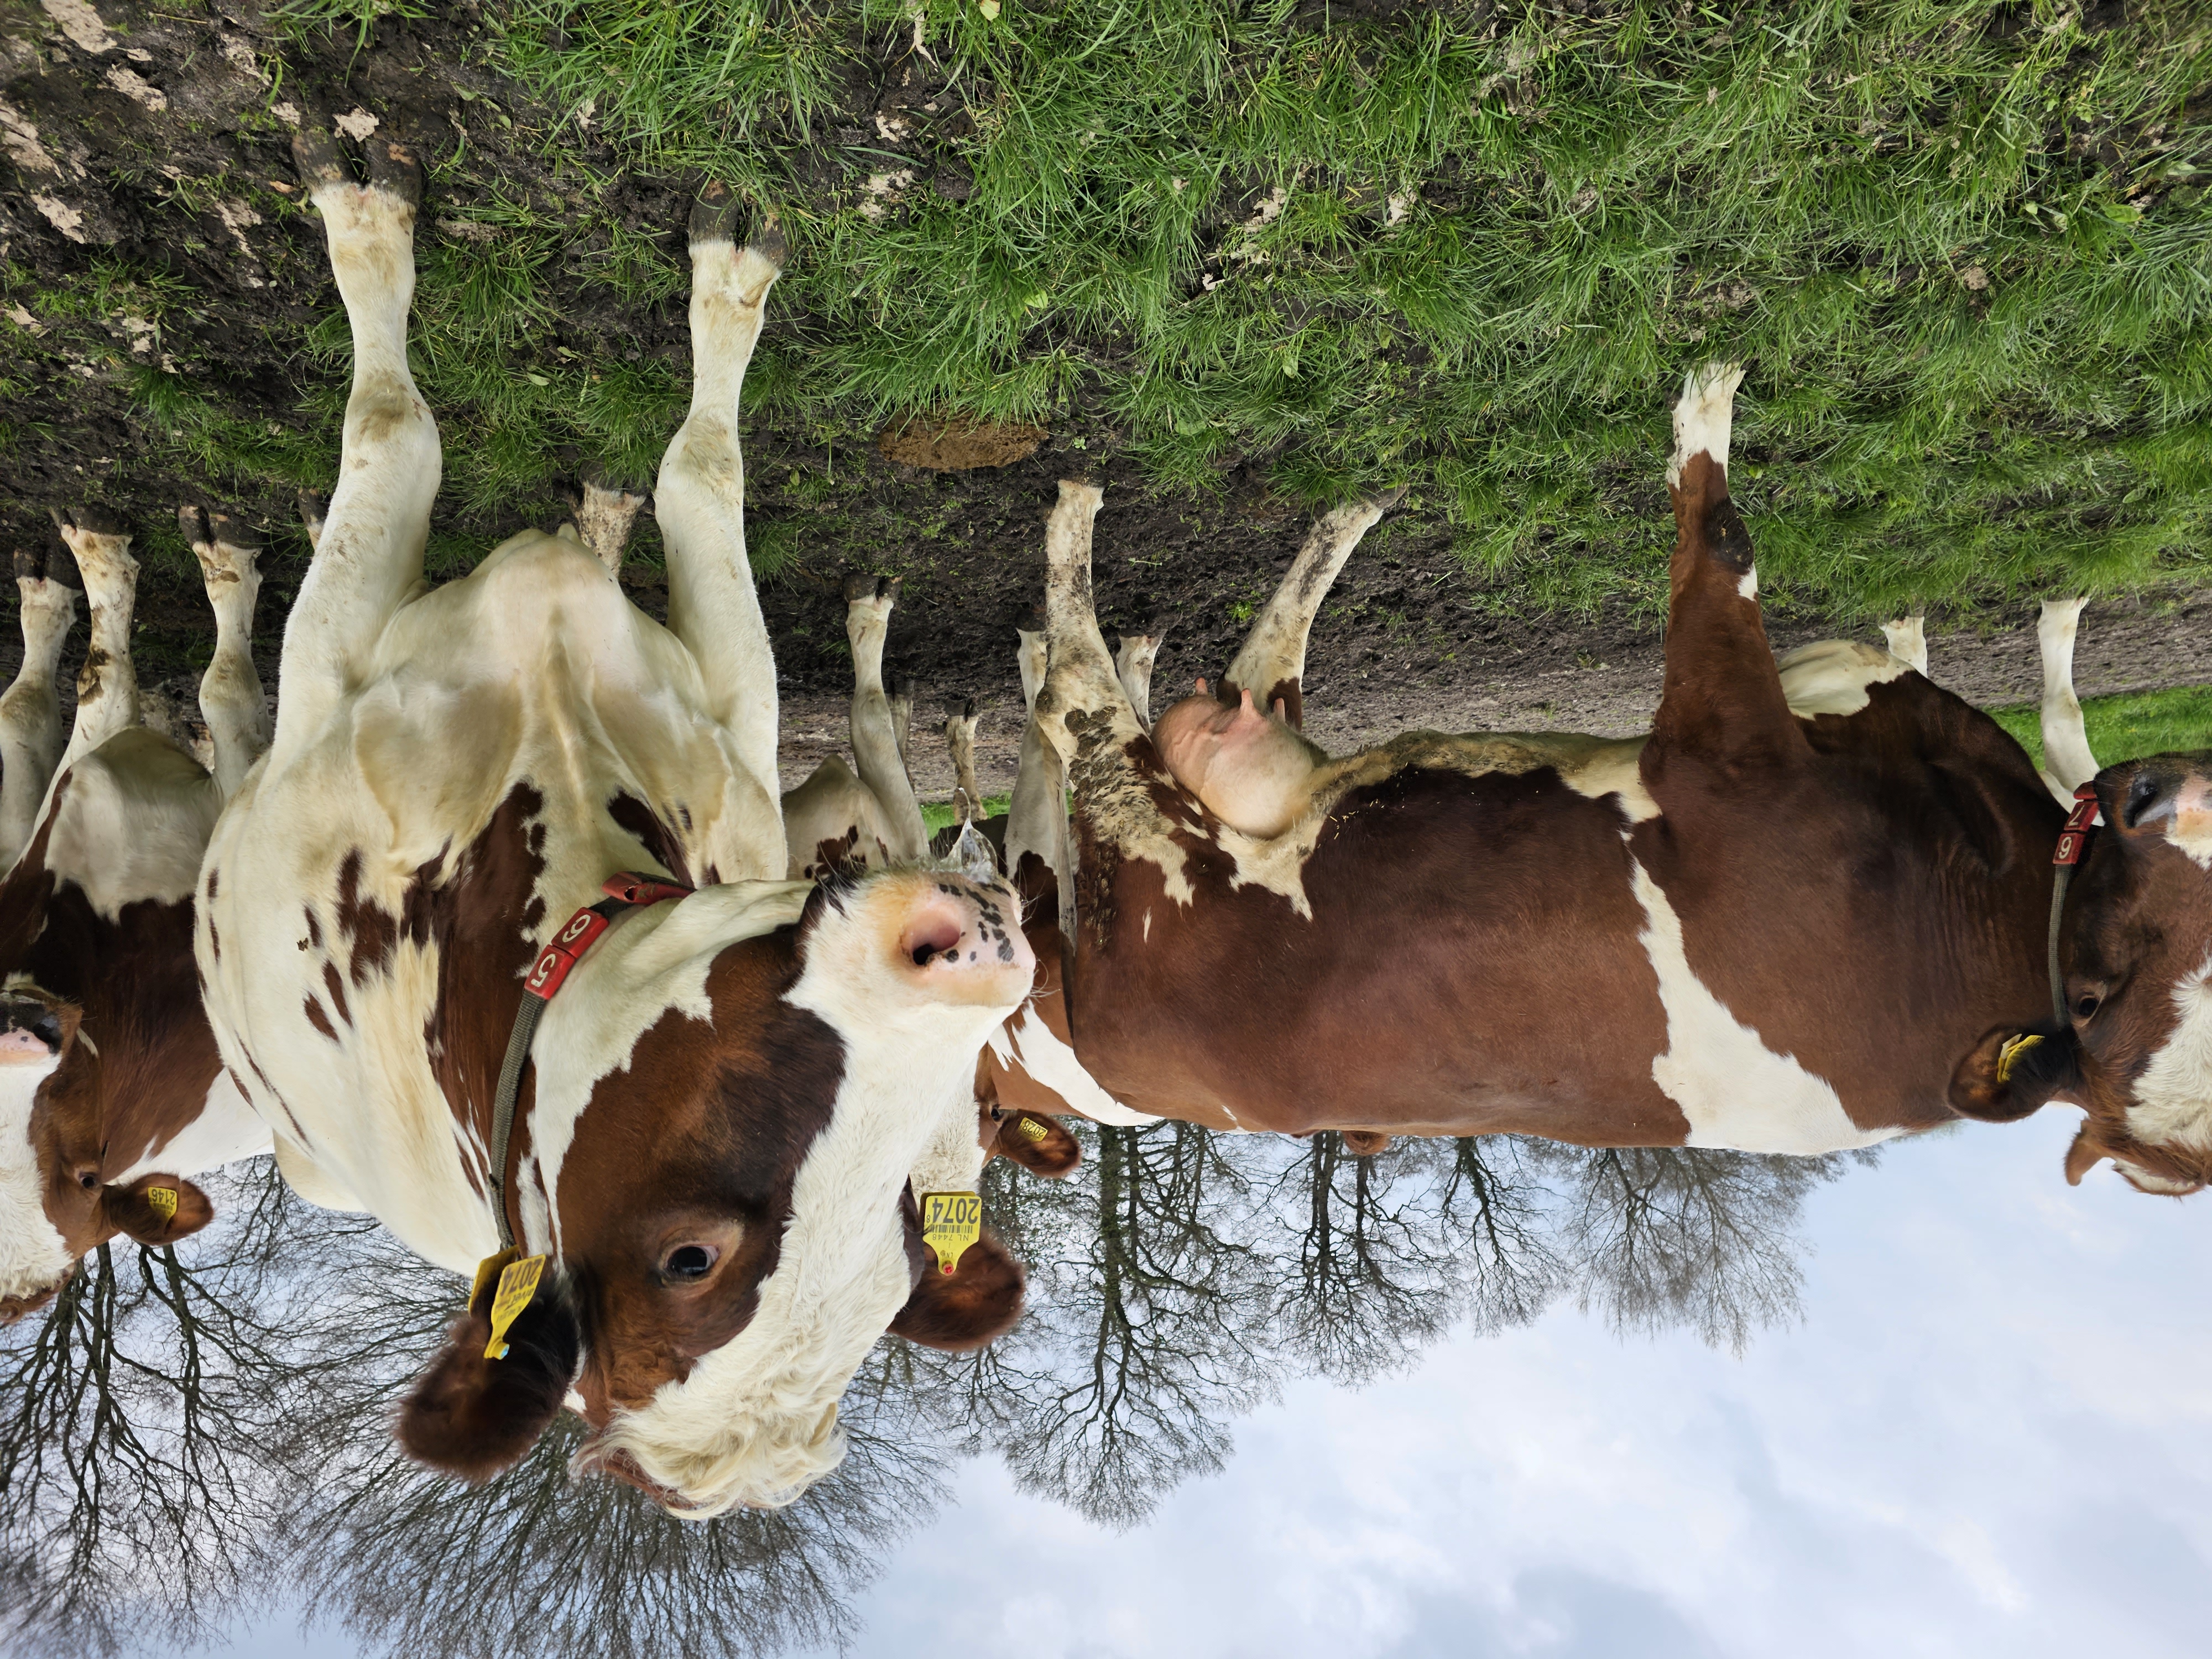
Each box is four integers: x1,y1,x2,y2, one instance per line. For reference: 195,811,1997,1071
483,1255,548,1360
145,1186,179,1222
919,1191,982,1275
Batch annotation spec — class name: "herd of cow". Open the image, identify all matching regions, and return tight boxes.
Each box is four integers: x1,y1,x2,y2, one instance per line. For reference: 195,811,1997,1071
2,123,2207,1519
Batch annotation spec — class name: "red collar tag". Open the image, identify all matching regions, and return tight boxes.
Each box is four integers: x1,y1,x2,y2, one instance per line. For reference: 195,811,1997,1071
2054,786,2102,868
524,872,692,1001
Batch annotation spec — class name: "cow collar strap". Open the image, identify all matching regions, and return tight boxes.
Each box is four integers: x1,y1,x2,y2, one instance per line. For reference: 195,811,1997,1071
2048,785,2103,1029
486,872,694,1255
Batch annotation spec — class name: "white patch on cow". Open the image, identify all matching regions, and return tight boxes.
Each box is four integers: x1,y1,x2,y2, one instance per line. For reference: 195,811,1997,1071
1141,909,1151,942
0,1051,72,1305
1738,566,1757,601
516,1147,554,1259
2127,952,2212,1155
1881,615,1929,678
1559,736,1659,823
42,731,220,921
2157,777,2212,870
1628,856,1898,1154
987,1009,1162,1129
1776,638,1911,720
109,1072,269,1185
579,886,1026,1518
1667,361,1744,489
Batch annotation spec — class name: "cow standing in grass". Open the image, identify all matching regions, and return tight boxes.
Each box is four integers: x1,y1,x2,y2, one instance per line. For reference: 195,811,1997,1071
194,127,1036,1515
1019,364,2212,1194
0,505,273,1322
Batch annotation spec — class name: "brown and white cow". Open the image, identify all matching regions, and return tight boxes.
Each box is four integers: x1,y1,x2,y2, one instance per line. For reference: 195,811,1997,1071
1021,363,2212,1190
193,131,1036,1515
0,505,273,1321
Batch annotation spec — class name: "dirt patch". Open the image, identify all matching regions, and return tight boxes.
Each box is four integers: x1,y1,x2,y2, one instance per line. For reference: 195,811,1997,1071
878,414,1048,471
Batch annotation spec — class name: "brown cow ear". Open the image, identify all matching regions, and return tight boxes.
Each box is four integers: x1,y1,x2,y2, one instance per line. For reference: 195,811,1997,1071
102,1176,214,1245
397,1282,580,1483
2064,1121,2113,1186
993,1110,1081,1179
1949,1026,2081,1123
890,1231,1024,1352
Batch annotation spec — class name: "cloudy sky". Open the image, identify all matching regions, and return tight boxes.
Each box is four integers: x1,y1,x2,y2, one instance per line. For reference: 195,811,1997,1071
803,1110,2211,1658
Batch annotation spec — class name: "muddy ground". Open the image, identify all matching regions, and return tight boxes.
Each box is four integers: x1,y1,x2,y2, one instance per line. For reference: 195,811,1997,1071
6,2,2209,802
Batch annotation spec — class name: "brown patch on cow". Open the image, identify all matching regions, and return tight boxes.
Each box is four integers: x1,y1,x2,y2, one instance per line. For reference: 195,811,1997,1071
607,792,695,888
1262,676,1303,730
878,413,1047,471
891,1230,1025,1350
303,996,338,1042
304,906,321,951
321,961,351,1026
205,868,217,901
806,828,860,881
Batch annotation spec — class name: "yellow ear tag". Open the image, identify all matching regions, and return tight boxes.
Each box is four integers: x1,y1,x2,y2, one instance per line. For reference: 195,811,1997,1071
145,1186,178,1222
919,1191,982,1276
1996,1032,2044,1084
469,1248,518,1311
483,1255,547,1360
1016,1115,1050,1144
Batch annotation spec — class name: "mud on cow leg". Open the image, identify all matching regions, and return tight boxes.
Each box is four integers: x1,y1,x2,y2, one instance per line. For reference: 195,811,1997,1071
49,506,140,773
180,505,273,798
1647,363,1804,770
0,545,77,868
1113,630,1165,733
277,124,441,758
564,479,650,578
651,182,789,874
1221,487,1402,731
1004,620,1067,911
942,697,981,821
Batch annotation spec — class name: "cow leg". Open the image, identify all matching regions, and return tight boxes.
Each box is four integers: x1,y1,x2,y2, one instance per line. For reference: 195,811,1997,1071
1006,620,1072,909
1113,631,1164,732
180,506,272,798
653,184,785,802
942,698,980,821
1881,614,1928,677
276,129,440,757
567,479,650,577
297,488,326,551
1221,491,1401,729
844,576,928,863
2036,597,2098,800
1647,363,1805,768
0,547,77,867
50,507,140,771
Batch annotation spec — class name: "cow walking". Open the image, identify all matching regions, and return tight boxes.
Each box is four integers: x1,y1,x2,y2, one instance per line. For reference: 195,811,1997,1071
0,505,273,1322
195,129,1036,1515
1024,364,2212,1192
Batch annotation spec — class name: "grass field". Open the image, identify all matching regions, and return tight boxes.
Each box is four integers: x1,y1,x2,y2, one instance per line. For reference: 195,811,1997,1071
6,1,2210,626
1989,681,2212,768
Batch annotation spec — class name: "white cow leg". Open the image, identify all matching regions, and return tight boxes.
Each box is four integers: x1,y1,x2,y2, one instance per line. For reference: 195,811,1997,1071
654,184,786,808
942,698,980,821
889,675,916,783
844,576,927,863
276,128,441,757
1005,624,1064,897
1113,630,1164,732
1222,488,1401,730
1881,614,1929,677
297,488,326,552
50,507,140,771
2037,597,2099,801
180,505,272,798
0,547,77,868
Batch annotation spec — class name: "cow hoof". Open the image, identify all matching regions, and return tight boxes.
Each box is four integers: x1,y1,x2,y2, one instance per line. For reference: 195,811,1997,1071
364,136,424,207
49,504,127,538
13,546,50,583
843,572,900,608
291,127,350,190
690,179,746,244
745,213,789,272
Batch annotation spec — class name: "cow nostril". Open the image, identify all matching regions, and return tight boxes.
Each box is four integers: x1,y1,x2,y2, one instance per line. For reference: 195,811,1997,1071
31,1013,60,1051
2125,771,2164,829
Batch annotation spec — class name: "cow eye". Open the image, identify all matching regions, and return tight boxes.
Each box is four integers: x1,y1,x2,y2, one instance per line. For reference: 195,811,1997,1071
76,1170,97,1190
2075,994,2102,1020
661,1244,717,1282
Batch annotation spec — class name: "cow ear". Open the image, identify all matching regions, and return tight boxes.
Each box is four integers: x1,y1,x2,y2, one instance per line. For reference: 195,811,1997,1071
397,1279,580,1483
2064,1120,2114,1185
993,1110,1081,1179
1949,1025,2081,1123
889,1231,1024,1352
102,1176,214,1245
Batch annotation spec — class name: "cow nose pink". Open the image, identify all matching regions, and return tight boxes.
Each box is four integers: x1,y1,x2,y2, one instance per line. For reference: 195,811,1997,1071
904,915,965,967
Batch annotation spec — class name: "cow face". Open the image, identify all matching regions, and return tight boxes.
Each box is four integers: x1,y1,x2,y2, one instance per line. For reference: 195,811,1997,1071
1952,755,2212,1194
0,993,213,1323
398,869,1036,1511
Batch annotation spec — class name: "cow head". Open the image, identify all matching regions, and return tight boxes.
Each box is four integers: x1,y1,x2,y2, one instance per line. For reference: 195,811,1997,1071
398,868,1035,1512
1951,755,2212,1195
0,991,213,1322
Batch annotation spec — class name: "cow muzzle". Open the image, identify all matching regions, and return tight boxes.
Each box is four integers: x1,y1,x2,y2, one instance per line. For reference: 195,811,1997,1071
0,997,63,1062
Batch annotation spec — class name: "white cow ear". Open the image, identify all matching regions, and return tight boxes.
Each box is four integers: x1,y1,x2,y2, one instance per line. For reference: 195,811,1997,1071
397,1282,579,1482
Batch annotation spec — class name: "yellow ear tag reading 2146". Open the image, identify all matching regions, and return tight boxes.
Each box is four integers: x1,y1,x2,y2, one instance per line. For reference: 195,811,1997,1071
482,1254,548,1360
919,1191,982,1275
145,1186,179,1223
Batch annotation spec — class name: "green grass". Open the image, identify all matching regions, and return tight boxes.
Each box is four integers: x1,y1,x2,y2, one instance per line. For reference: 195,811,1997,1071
14,2,2212,622
1989,683,2212,770
921,793,1012,832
